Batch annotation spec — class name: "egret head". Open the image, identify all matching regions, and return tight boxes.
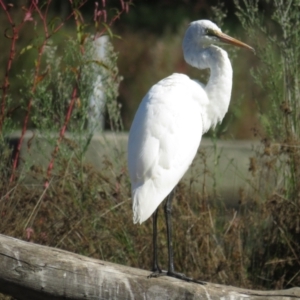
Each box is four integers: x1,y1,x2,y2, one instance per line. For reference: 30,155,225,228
183,20,221,48
184,20,254,51
182,20,254,69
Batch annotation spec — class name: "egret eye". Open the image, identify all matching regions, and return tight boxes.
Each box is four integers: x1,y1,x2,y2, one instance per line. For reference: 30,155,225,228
205,28,214,36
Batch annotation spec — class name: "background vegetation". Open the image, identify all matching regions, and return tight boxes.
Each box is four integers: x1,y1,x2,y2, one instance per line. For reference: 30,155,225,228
0,0,300,298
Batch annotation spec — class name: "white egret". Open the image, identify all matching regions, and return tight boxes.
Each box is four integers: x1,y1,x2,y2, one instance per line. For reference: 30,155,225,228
127,20,254,281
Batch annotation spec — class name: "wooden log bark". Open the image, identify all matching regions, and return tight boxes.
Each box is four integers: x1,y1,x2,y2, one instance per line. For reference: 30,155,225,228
0,234,299,300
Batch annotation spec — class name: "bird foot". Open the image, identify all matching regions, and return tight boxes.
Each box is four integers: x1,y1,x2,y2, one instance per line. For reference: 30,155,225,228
149,269,205,285
148,267,167,278
167,270,192,281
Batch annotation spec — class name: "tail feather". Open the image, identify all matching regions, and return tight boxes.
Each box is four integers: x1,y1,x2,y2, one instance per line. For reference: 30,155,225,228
132,180,171,224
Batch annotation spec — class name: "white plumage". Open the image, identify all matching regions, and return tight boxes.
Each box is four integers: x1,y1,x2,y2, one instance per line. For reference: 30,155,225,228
129,73,207,223
127,19,253,280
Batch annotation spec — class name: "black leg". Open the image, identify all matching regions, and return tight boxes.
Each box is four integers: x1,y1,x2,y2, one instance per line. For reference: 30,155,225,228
164,189,175,273
152,208,161,272
148,189,205,285
148,208,166,278
164,189,205,284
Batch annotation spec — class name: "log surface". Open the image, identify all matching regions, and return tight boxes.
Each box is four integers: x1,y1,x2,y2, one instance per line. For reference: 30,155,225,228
0,234,299,300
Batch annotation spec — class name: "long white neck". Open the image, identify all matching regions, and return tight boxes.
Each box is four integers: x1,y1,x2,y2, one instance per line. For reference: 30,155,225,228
184,45,233,132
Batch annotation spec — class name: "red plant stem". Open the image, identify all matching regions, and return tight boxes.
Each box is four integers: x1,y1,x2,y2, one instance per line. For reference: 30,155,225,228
52,5,84,35
33,0,51,38
7,0,128,184
9,0,51,183
44,85,78,188
9,38,49,183
43,0,92,188
0,27,17,131
97,0,132,37
0,1,33,131
8,0,88,183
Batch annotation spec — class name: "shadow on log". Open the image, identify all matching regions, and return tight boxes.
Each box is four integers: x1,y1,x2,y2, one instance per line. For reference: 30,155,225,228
0,234,299,300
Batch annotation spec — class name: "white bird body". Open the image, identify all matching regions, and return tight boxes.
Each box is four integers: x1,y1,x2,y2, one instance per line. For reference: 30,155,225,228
127,20,253,280
128,73,208,223
128,20,253,226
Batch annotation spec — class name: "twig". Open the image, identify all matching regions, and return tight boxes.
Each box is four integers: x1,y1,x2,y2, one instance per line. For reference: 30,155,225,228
0,1,35,131
44,0,131,186
23,178,52,230
44,84,79,188
8,0,87,184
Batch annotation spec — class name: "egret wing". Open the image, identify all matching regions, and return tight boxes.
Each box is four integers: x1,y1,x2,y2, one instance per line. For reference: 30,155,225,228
128,73,208,223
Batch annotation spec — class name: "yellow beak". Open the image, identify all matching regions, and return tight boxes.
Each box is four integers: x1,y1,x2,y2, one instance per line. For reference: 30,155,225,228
214,31,255,53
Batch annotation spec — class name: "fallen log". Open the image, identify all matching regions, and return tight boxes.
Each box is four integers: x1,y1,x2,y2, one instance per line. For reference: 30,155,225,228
0,234,299,300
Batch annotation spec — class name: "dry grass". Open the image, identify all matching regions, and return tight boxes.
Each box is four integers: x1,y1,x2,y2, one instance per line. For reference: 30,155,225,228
1,138,299,300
